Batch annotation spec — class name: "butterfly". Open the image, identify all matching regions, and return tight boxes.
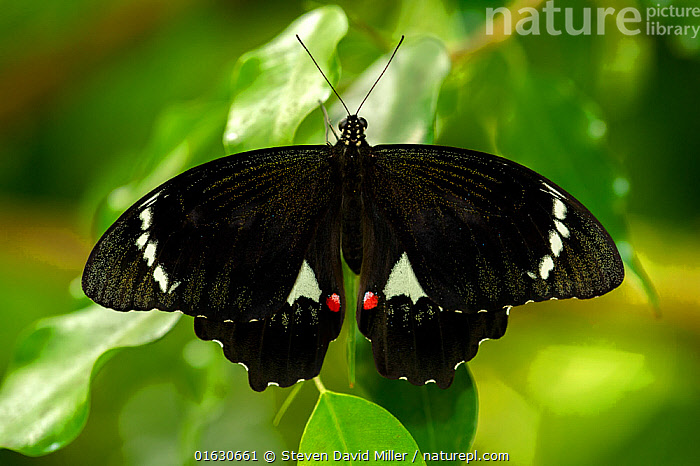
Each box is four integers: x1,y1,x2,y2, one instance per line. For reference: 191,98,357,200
82,36,624,391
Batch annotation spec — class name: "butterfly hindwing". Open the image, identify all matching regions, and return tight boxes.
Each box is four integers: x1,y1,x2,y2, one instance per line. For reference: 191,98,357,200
195,203,345,391
83,146,339,323
357,201,509,387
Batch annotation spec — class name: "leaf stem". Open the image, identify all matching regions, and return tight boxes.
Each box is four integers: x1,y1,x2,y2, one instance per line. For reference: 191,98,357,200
313,376,327,394
273,382,303,426
345,271,359,388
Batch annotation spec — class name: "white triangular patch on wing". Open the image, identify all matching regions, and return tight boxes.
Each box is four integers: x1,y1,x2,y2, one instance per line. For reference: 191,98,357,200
286,259,321,305
383,252,428,304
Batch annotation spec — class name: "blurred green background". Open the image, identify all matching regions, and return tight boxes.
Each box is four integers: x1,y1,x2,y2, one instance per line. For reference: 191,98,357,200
1,0,699,464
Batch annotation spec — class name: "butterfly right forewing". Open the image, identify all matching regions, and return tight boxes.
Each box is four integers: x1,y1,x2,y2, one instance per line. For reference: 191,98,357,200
364,145,623,310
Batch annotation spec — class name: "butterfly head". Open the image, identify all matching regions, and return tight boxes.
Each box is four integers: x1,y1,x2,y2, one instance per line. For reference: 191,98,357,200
339,115,368,147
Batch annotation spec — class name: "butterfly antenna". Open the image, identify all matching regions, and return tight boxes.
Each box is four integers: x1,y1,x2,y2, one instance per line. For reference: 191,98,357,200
296,35,350,116
355,35,404,115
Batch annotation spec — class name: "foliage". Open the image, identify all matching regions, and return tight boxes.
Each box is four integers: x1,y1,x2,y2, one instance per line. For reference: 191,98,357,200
0,306,178,456
299,383,427,465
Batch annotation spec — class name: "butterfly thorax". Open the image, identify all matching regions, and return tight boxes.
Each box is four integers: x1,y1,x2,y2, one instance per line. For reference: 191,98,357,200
336,114,370,189
338,114,368,147
335,113,369,197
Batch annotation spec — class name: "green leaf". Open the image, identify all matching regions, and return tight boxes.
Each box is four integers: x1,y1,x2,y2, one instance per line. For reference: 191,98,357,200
299,390,426,465
224,6,348,152
355,340,479,454
0,306,179,456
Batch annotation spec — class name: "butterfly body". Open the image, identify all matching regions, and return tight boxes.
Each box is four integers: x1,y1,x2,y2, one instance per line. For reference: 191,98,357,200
83,114,624,391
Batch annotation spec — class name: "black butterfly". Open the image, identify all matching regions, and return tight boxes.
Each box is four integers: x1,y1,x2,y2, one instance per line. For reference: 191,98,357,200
82,37,624,391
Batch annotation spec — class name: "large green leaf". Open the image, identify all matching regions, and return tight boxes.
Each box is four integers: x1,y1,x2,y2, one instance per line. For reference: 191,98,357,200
224,6,348,152
299,390,427,465
355,350,479,457
0,306,179,456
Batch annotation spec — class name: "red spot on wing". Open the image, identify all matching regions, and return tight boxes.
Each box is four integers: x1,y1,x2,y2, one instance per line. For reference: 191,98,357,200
326,293,341,313
363,291,378,310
